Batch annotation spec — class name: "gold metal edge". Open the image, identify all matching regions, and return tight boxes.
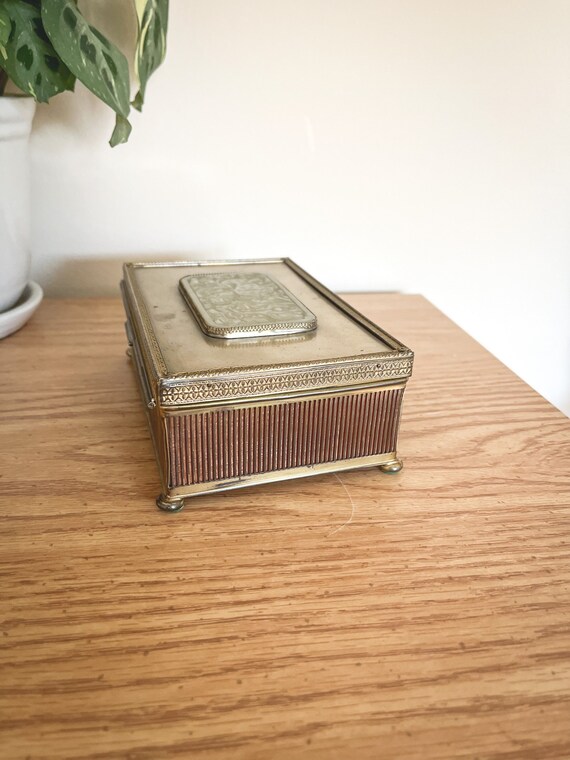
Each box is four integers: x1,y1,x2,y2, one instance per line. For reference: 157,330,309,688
147,406,170,495
159,359,412,406
122,267,167,378
160,380,407,415
166,452,400,500
124,317,169,494
120,281,159,393
126,258,286,269
160,347,413,379
283,258,411,353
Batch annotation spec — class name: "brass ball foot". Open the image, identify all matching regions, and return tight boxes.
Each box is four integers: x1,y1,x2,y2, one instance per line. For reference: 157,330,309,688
379,458,403,474
156,494,185,512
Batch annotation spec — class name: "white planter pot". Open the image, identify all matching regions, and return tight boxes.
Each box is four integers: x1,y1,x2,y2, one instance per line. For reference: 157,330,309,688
0,96,35,313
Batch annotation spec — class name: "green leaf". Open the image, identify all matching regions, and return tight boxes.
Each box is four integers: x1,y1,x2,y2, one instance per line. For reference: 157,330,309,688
132,0,168,111
0,7,10,50
41,0,130,119
0,0,75,102
0,7,9,65
110,113,132,147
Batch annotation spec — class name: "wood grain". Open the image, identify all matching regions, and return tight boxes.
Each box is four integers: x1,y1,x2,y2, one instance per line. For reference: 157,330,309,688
1,294,569,760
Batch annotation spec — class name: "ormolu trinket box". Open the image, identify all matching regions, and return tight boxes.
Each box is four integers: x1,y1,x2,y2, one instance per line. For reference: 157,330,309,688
121,259,414,511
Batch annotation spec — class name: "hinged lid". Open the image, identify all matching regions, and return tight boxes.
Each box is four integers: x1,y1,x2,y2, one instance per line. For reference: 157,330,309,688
122,259,413,407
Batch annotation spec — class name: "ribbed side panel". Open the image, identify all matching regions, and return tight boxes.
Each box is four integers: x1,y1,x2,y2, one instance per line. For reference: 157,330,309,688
168,388,403,487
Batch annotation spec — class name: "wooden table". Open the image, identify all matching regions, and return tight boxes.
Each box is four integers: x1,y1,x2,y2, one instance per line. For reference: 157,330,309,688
1,295,569,760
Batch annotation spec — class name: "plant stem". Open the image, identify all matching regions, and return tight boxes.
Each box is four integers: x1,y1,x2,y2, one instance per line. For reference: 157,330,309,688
0,68,8,96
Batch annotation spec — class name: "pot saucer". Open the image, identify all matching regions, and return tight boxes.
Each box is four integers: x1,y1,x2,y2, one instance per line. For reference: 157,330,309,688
0,281,43,339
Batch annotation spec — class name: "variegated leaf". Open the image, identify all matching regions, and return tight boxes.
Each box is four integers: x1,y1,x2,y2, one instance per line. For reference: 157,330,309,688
132,0,168,111
0,0,75,102
42,0,132,144
0,6,10,52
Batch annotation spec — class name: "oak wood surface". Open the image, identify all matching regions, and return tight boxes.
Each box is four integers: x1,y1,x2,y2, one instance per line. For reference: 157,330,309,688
1,294,569,760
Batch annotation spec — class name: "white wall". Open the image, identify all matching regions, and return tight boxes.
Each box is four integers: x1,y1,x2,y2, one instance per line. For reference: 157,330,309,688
30,0,570,416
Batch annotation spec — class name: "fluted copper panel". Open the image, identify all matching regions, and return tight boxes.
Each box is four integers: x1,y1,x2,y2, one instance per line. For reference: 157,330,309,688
167,388,403,487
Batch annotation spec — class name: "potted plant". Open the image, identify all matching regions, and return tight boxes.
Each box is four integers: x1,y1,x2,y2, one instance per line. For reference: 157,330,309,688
0,0,168,337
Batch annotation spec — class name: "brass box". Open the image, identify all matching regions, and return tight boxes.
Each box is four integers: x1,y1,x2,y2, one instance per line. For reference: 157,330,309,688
121,259,414,511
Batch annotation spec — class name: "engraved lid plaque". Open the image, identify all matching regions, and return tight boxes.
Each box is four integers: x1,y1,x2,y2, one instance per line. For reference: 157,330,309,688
179,272,317,339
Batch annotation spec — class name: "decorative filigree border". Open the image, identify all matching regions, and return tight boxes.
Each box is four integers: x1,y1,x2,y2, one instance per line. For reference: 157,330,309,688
159,356,413,405
200,318,317,337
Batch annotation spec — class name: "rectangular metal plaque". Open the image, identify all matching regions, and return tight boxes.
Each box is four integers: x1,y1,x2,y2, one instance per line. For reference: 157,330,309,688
179,271,318,339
